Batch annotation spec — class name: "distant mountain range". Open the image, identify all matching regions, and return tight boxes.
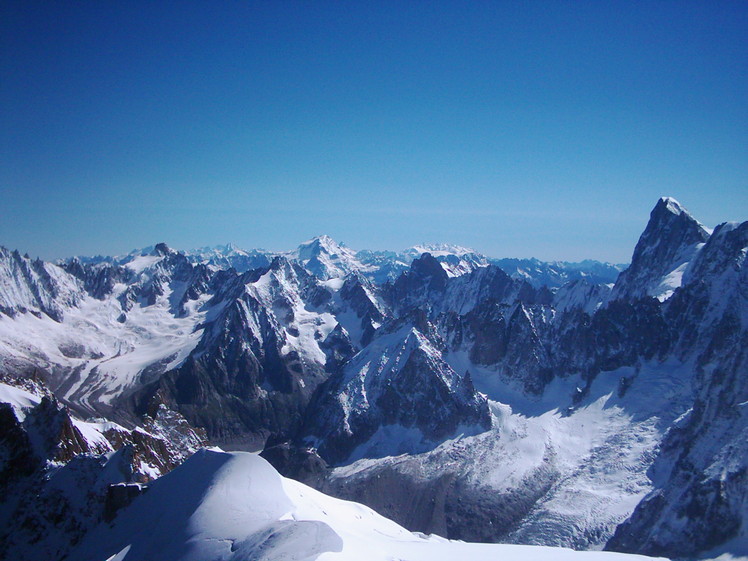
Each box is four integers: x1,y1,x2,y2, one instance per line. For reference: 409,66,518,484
69,235,627,287
0,197,746,561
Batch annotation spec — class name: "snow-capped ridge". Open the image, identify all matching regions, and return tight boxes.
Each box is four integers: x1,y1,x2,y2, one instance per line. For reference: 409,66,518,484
0,245,85,321
659,196,688,216
66,449,668,561
305,316,491,465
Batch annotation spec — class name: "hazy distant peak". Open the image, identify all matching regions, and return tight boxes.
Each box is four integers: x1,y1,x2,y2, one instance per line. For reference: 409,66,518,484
405,243,477,257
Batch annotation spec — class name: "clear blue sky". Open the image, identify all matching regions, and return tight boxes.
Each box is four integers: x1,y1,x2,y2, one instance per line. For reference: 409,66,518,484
2,1,746,262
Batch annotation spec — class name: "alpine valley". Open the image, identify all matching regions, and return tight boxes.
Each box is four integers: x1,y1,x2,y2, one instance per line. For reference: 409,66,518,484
0,198,746,561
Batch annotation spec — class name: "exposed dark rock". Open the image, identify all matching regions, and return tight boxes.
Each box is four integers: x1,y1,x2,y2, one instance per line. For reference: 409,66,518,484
260,441,329,487
104,482,148,522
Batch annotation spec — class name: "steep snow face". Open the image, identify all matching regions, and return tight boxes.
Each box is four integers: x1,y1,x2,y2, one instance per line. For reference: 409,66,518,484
246,257,338,367
440,264,536,315
323,273,387,350
679,220,748,330
553,279,613,315
611,197,711,302
68,450,666,561
0,382,40,422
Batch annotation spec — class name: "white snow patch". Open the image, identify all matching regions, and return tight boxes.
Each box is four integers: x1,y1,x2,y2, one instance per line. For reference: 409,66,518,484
0,382,41,421
124,254,164,274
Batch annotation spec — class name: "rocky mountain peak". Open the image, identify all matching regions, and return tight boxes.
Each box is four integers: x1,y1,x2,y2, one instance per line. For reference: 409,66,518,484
268,254,293,272
151,242,172,256
657,196,688,216
410,252,449,282
610,198,711,301
643,197,710,248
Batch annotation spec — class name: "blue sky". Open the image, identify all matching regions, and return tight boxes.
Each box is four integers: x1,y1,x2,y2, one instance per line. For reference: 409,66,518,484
2,1,746,262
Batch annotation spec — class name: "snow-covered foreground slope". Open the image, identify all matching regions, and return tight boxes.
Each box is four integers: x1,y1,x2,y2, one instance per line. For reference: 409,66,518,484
69,449,667,561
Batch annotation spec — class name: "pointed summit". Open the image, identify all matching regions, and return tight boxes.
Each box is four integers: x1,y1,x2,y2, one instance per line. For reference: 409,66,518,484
296,235,342,261
292,235,368,280
657,196,688,216
637,197,710,259
649,196,705,227
610,198,711,301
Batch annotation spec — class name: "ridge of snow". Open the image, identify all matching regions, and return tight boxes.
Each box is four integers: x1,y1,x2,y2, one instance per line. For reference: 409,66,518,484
0,381,41,421
68,449,668,561
660,196,687,216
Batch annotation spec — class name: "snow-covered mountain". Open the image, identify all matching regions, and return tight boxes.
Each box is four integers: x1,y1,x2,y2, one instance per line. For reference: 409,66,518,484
285,198,747,557
0,197,746,560
289,235,375,281
1,244,215,422
304,311,491,465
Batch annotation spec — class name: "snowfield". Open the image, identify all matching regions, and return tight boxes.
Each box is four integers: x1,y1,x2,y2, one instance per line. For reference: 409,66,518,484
69,449,669,561
0,269,211,411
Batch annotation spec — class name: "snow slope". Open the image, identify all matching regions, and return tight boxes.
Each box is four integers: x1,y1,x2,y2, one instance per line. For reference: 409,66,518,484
69,449,667,561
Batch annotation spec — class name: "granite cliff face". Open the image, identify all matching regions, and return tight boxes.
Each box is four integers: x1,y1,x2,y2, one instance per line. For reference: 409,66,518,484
610,197,711,302
606,219,748,557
